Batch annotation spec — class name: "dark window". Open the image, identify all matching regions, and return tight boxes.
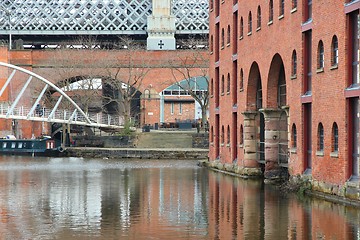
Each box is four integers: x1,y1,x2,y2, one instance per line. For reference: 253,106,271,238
257,6,261,29
279,0,285,16
227,25,231,45
240,17,244,38
318,40,324,69
350,12,359,86
248,12,252,33
292,50,297,76
211,78,214,96
332,123,338,152
318,123,324,151
210,126,214,142
331,35,338,66
227,125,230,144
307,0,312,21
210,0,214,10
221,28,225,48
304,30,312,94
292,124,297,148
292,0,297,9
269,0,274,22
227,73,231,93
239,125,244,145
210,35,214,53
221,125,225,144
240,68,244,90
221,75,225,94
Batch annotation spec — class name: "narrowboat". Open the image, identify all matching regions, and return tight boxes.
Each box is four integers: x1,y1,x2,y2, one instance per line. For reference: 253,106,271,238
0,135,64,156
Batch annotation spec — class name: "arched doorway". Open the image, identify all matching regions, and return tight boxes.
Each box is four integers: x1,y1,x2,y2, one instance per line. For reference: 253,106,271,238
242,62,263,170
261,54,288,180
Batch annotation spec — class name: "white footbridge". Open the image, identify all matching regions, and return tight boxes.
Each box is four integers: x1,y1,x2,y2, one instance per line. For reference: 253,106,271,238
0,62,124,131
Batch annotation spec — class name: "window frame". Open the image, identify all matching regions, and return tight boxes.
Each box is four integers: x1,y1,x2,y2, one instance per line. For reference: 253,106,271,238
257,6,261,29
331,35,339,67
291,50,297,77
248,11,252,34
317,40,325,70
279,0,285,16
269,0,274,23
318,123,324,152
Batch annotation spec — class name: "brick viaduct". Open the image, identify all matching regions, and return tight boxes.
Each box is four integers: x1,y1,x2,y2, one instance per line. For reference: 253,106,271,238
0,47,208,138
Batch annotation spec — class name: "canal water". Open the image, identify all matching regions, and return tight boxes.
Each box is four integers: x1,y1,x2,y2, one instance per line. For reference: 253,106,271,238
0,156,359,239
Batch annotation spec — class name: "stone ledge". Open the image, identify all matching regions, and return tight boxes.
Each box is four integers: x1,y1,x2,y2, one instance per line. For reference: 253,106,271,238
66,147,209,160
200,160,262,178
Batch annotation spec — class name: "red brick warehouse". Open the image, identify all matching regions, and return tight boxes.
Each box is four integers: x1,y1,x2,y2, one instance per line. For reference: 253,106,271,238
208,0,360,201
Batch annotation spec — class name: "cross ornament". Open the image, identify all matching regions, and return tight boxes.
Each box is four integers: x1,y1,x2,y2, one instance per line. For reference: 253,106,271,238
158,40,165,49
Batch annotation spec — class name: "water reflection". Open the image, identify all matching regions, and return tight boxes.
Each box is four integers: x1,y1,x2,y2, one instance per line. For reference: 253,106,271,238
0,156,358,239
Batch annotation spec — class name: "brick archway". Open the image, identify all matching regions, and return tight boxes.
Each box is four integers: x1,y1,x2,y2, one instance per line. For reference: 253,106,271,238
266,53,286,109
246,61,262,111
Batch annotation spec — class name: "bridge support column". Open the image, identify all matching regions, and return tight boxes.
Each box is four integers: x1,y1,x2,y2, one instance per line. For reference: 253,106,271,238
242,111,259,169
147,0,176,50
259,108,286,182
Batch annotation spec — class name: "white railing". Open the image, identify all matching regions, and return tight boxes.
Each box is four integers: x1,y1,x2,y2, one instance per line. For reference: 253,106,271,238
0,104,124,128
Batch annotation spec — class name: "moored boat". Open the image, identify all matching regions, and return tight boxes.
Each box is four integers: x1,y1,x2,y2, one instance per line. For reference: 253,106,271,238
0,136,64,156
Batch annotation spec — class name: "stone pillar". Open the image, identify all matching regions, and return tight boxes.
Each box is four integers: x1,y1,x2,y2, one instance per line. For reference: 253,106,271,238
259,108,283,181
146,0,176,50
242,111,259,168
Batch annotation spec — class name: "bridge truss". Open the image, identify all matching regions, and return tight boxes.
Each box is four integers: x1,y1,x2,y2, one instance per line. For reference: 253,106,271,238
0,61,124,130
0,0,208,37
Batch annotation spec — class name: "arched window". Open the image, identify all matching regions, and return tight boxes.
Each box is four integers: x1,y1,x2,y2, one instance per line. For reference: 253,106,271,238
279,0,285,16
240,17,244,38
227,73,231,93
269,0,274,22
221,28,225,48
332,123,339,153
318,123,324,151
210,35,214,53
318,40,324,69
291,50,297,76
221,125,225,144
227,125,231,144
248,12,252,33
240,68,244,90
292,0,297,9
144,89,151,98
227,25,231,45
257,6,261,29
331,35,339,66
292,124,297,148
221,75,225,94
239,125,244,146
211,78,214,96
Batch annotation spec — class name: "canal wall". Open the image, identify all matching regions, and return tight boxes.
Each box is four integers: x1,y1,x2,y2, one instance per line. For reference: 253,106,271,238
199,159,360,207
65,147,209,160
67,130,209,160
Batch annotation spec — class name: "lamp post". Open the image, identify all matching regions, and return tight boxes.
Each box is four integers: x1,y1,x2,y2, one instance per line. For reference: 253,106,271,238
0,7,11,50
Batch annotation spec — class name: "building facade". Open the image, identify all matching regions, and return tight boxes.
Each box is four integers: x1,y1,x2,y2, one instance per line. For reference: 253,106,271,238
208,0,360,200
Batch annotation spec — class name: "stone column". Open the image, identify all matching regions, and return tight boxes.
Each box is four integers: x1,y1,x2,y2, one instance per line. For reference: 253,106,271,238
146,0,176,50
242,111,259,168
259,108,283,181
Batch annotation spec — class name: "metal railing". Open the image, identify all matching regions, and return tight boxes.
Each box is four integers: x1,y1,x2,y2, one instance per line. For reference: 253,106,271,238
0,104,124,129
256,141,289,166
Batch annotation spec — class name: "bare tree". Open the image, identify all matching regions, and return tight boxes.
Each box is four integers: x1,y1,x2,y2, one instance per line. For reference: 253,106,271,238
102,36,150,126
169,37,209,130
41,35,149,129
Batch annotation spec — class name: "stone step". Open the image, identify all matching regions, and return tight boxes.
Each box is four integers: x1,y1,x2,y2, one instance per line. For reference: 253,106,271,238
136,131,194,148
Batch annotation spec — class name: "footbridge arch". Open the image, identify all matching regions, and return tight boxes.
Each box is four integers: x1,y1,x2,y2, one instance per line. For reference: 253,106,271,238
0,62,124,138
